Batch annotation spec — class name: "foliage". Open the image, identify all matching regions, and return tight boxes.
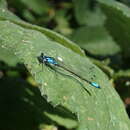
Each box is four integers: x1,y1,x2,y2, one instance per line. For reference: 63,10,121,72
0,0,130,130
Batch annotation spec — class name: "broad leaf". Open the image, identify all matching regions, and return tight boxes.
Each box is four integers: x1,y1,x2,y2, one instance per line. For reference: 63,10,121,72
0,47,19,66
0,0,7,8
0,20,130,130
73,0,105,26
98,0,130,58
0,2,130,129
0,77,77,129
0,5,84,56
71,26,120,56
21,0,50,15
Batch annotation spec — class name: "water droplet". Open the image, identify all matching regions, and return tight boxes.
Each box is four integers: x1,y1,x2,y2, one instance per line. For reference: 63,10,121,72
57,56,63,62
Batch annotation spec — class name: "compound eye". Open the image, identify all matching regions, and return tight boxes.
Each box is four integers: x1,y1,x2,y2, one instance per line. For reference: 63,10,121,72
41,53,44,56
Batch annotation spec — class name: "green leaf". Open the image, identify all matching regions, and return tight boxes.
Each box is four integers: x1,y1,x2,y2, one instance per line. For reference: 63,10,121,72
0,20,130,130
71,26,120,56
21,0,50,15
44,112,77,129
0,6,21,20
0,47,19,66
0,7,85,56
115,70,130,78
73,0,105,26
0,77,77,129
98,0,130,57
54,10,73,36
0,0,7,8
90,58,114,78
22,9,36,22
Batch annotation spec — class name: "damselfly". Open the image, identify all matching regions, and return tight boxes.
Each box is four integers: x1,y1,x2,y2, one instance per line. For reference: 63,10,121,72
37,53,100,89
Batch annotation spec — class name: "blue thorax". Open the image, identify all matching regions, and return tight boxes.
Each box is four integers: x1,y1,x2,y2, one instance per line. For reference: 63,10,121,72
43,56,58,65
